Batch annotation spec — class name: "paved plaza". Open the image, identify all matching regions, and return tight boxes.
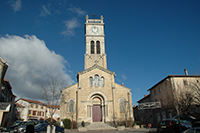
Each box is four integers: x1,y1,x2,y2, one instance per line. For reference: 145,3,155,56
64,128,157,133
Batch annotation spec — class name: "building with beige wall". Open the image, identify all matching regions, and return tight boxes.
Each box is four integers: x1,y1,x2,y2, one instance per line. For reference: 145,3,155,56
60,15,134,127
15,98,61,122
136,71,200,126
15,98,47,121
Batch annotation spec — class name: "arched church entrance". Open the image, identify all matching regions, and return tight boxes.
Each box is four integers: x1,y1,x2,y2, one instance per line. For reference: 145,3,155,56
87,91,107,123
91,94,104,122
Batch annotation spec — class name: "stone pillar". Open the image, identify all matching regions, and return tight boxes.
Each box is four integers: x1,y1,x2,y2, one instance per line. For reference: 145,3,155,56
47,125,55,133
52,125,55,133
102,105,104,122
47,125,51,133
112,86,116,125
127,92,131,117
129,92,134,118
76,88,82,124
90,105,92,122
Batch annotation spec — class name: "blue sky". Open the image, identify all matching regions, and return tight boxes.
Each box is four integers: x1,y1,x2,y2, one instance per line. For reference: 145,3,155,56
0,0,200,105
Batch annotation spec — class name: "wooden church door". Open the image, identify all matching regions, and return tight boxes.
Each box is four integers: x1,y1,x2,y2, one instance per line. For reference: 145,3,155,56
92,105,102,122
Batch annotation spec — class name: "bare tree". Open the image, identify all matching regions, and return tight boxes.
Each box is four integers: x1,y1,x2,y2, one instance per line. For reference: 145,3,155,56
161,78,195,116
162,79,195,132
173,87,193,116
189,81,200,106
41,76,66,127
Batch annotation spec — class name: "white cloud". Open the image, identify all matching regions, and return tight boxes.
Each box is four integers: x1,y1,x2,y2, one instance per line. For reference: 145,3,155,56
122,74,127,80
40,5,51,17
8,0,22,12
61,18,80,36
134,88,141,91
68,7,86,16
61,7,85,36
0,35,74,100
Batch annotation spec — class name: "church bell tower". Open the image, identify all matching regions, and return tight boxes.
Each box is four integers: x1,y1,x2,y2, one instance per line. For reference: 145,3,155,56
84,15,107,70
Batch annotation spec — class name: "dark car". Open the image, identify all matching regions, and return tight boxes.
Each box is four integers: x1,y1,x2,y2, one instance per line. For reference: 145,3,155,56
35,123,64,133
37,119,48,124
3,121,27,132
173,115,196,126
15,120,37,133
182,127,200,133
157,119,190,133
34,123,49,132
192,121,200,127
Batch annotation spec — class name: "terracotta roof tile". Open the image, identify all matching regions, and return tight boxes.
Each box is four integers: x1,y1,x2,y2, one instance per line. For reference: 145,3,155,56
18,98,47,106
15,98,60,108
47,105,60,108
15,103,25,108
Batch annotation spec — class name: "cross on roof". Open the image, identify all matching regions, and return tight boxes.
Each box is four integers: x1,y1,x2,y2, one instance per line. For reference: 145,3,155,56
92,13,96,19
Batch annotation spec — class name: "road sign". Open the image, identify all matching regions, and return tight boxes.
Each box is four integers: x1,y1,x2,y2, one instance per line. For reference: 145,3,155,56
148,123,151,128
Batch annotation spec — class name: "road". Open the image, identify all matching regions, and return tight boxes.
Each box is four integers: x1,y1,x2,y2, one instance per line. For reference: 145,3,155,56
3,128,157,133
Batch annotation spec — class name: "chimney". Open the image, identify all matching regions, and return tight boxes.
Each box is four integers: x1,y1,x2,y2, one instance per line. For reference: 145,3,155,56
122,83,124,86
184,69,188,76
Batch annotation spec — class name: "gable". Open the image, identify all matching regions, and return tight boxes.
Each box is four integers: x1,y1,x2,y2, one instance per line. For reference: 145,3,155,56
115,83,131,91
62,83,78,92
78,64,115,76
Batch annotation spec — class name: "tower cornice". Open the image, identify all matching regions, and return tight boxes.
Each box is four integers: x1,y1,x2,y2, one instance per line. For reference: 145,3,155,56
78,64,115,76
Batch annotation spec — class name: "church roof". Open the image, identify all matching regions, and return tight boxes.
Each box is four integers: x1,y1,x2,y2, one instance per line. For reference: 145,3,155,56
78,64,115,76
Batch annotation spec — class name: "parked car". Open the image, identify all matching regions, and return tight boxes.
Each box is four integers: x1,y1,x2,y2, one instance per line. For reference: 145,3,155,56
157,119,190,133
182,127,200,133
2,121,27,132
192,121,200,127
173,115,197,126
14,120,37,133
34,123,49,132
53,124,65,133
37,119,48,124
34,123,64,133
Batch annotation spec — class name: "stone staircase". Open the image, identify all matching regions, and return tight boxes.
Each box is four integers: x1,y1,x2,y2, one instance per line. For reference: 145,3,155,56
87,122,117,131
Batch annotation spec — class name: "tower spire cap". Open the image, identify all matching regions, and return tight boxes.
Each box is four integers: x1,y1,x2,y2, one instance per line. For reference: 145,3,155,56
101,15,104,20
86,15,89,20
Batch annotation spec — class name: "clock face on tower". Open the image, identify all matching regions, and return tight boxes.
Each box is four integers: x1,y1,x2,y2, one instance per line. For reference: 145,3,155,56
91,27,98,33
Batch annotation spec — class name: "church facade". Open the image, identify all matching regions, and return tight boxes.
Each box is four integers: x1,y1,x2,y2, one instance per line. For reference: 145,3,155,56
60,15,134,126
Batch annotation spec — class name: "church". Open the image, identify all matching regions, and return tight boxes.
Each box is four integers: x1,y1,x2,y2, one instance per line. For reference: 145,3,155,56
60,15,134,127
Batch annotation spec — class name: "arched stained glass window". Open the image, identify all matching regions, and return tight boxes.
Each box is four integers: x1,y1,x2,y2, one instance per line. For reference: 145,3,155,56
91,41,94,54
101,77,104,87
89,77,93,87
96,41,100,54
68,99,74,112
119,98,126,112
94,74,99,87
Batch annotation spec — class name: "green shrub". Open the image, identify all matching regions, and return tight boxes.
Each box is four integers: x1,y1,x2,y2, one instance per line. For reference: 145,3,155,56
81,121,85,127
46,118,56,124
63,118,71,129
55,121,60,126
